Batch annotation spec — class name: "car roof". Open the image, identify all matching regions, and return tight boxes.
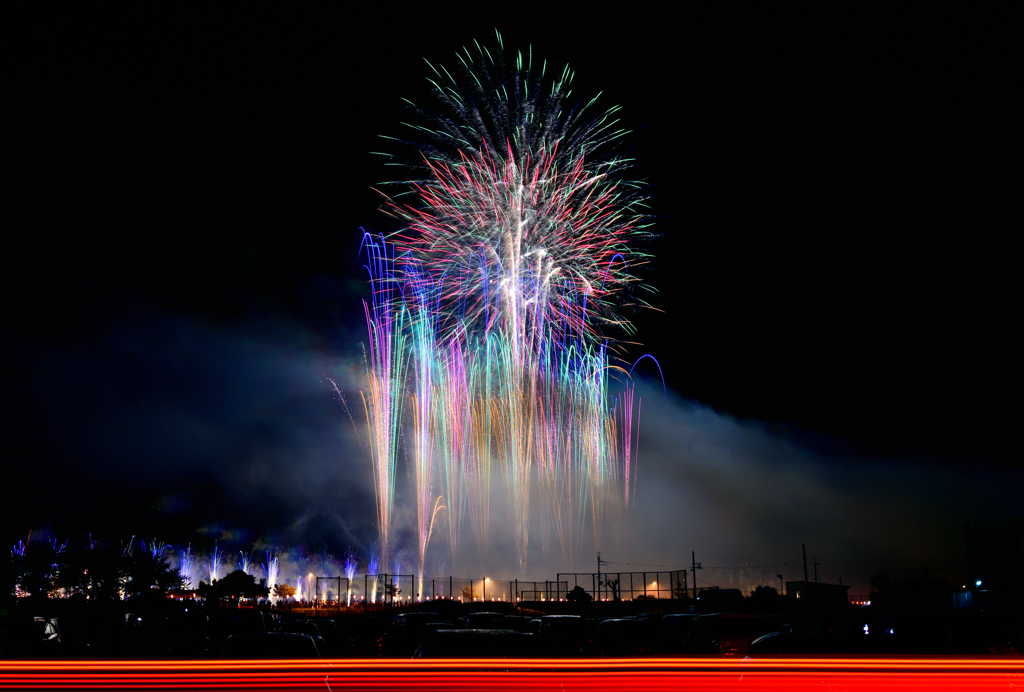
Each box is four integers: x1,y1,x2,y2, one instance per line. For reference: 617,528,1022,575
220,632,322,660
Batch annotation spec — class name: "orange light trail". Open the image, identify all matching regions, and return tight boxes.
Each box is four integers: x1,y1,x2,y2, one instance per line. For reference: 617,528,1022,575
1,658,1021,691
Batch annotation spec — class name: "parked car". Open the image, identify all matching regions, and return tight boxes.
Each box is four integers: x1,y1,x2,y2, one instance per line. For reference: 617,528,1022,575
219,632,325,659
500,616,533,633
597,618,654,657
413,629,533,658
537,615,585,657
677,613,768,657
385,612,448,656
461,612,506,629
342,616,386,657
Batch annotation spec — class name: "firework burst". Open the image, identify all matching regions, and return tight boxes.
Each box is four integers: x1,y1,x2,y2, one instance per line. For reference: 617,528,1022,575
178,545,195,589
358,32,649,575
378,31,652,342
262,551,279,596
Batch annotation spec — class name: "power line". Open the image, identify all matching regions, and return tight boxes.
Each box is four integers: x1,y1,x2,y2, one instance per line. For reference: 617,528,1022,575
702,561,802,571
601,561,687,570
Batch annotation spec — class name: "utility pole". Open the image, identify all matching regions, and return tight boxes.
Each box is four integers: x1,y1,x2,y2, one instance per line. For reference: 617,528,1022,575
691,551,702,601
803,544,809,583
597,552,602,600
964,522,974,587
813,558,819,583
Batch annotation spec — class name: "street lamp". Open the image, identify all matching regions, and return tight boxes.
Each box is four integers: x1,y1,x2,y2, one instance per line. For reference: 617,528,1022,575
484,578,489,602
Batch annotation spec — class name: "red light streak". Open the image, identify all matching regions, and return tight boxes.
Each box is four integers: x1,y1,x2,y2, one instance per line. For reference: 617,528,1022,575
0,658,1020,691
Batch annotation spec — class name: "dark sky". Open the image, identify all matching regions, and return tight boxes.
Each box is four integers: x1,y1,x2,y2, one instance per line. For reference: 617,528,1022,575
4,11,1018,592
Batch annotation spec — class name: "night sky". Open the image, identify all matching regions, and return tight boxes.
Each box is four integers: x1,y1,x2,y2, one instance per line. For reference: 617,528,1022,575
4,11,1018,594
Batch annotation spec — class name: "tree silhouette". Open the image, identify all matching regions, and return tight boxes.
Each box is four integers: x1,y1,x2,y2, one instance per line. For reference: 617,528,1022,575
273,583,296,599
123,547,183,597
605,578,621,601
199,569,269,603
11,538,182,600
749,585,779,599
566,585,593,602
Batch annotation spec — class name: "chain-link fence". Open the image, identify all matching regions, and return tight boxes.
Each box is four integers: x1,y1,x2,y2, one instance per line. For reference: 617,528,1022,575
302,569,689,607
419,576,477,601
346,574,416,607
418,576,506,602
517,581,569,602
313,576,347,604
553,570,688,601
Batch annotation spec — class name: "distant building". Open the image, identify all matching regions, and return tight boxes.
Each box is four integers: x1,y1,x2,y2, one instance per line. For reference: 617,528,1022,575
695,587,743,612
785,581,851,611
